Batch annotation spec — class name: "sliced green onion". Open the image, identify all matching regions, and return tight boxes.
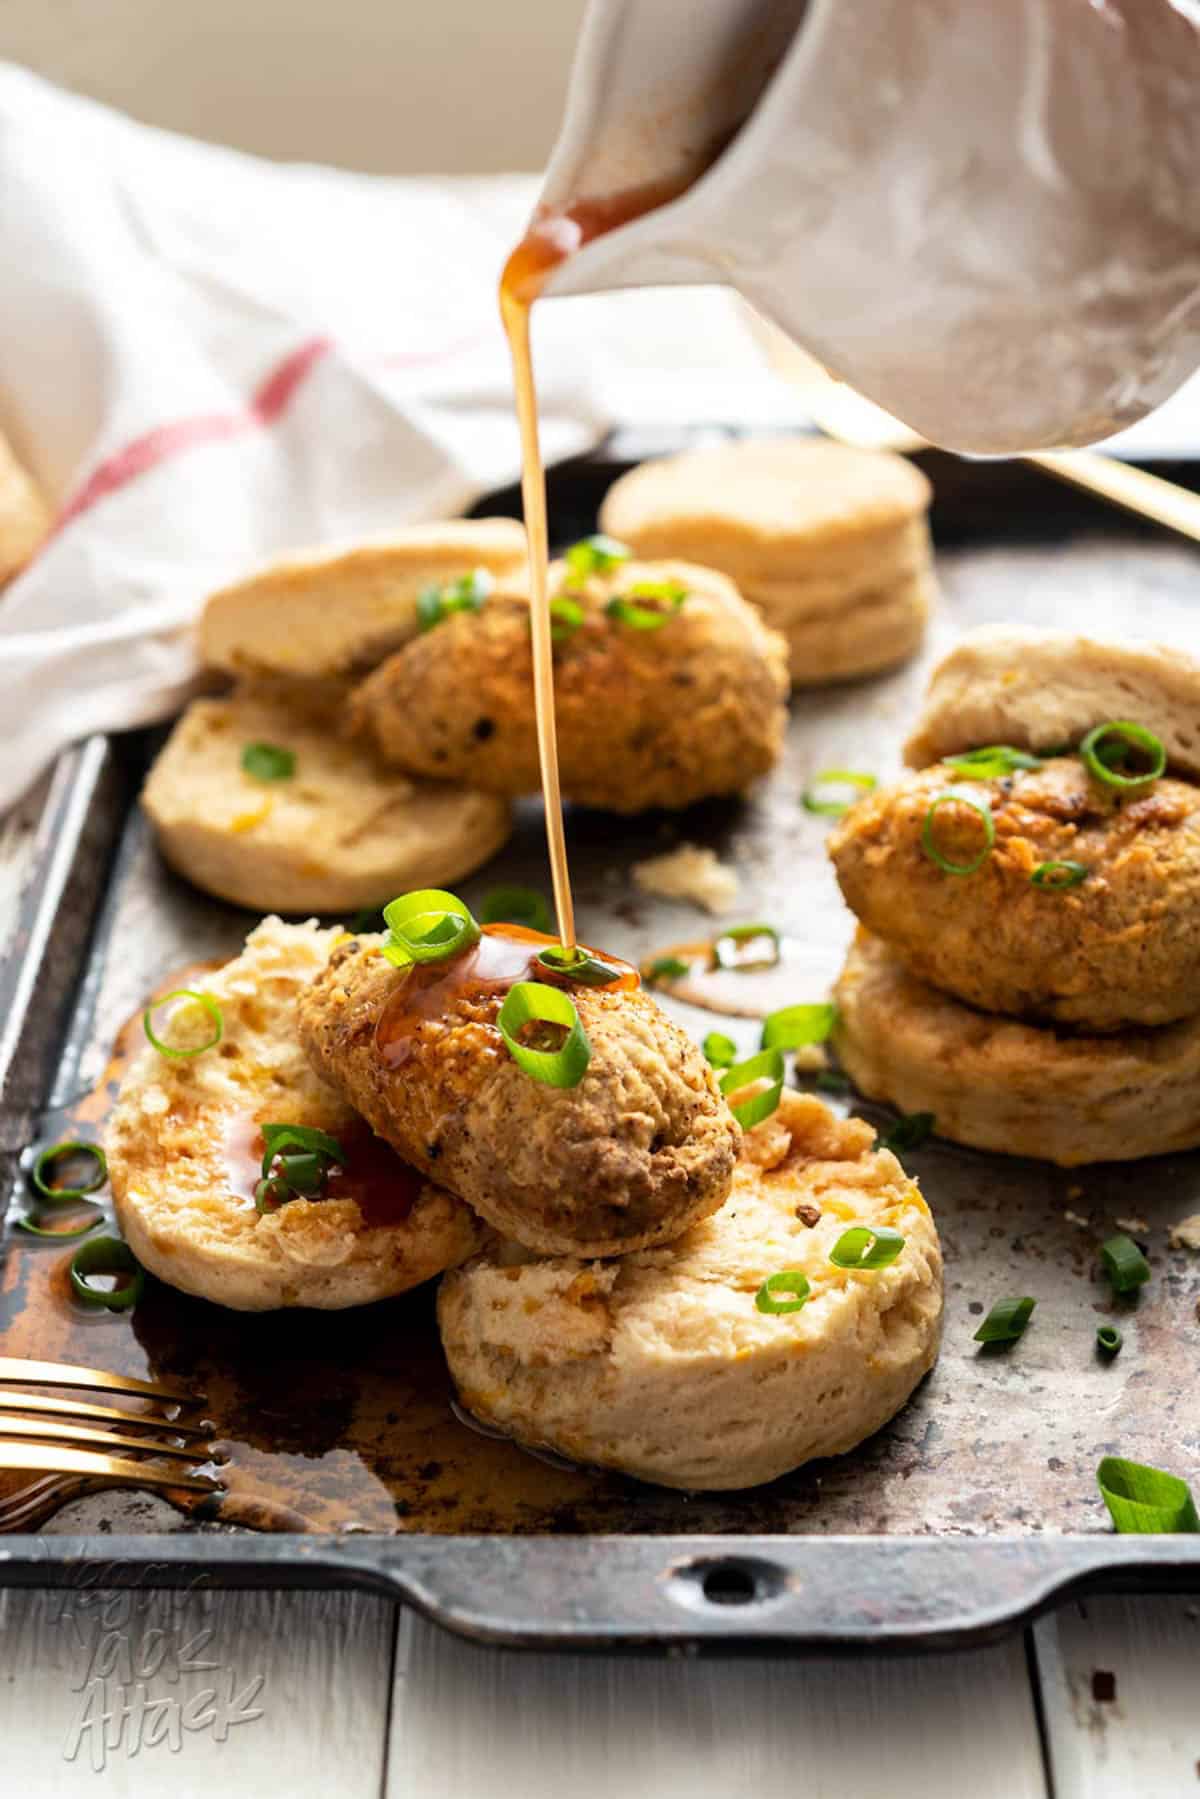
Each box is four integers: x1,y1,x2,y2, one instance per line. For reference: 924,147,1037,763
761,1003,836,1053
648,955,690,981
755,1270,812,1315
605,580,688,629
1080,721,1166,792
259,1123,345,1179
254,1176,293,1215
945,745,1043,780
550,596,585,644
1032,860,1089,891
16,1208,103,1240
1100,1233,1151,1296
712,923,781,972
143,990,224,1059
703,1031,737,1069
719,1047,785,1130
30,1141,108,1203
479,885,552,934
497,982,591,1088
829,1225,906,1270
382,888,481,969
802,770,877,816
536,945,620,987
274,1150,325,1196
69,1236,145,1312
416,567,493,632
564,534,630,581
878,1112,935,1155
349,905,387,934
1097,1456,1199,1534
1097,1324,1123,1357
973,1295,1036,1344
240,741,295,782
815,1069,850,1094
921,791,995,876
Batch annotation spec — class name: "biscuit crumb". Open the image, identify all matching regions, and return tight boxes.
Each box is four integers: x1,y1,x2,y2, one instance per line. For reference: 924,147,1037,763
1064,1210,1090,1229
633,844,739,915
1170,1214,1200,1251
1116,1215,1149,1235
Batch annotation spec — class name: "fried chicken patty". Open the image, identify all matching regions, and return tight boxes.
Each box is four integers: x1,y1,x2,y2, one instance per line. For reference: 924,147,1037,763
829,756,1200,1031
298,935,741,1256
349,559,788,812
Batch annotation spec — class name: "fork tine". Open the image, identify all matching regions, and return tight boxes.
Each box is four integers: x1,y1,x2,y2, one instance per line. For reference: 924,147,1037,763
0,1443,219,1494
0,1357,196,1402
0,1414,208,1463
0,1391,209,1436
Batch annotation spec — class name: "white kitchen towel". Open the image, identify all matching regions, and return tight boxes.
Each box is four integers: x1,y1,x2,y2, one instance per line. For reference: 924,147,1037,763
0,63,773,812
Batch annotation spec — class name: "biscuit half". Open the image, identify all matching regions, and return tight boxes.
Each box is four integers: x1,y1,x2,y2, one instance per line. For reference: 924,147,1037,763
142,689,511,914
598,438,934,684
200,518,527,681
905,626,1200,777
833,929,1200,1166
438,1092,942,1490
108,918,485,1310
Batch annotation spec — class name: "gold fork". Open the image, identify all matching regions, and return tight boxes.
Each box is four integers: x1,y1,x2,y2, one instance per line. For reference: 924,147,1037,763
0,1356,220,1506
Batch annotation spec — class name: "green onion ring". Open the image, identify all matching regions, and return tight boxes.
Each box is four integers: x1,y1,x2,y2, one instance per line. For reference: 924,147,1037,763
605,580,688,630
878,1112,936,1155
479,885,552,934
31,1140,108,1202
1097,1456,1200,1534
945,745,1043,780
382,888,481,968
815,1069,850,1094
702,1031,737,1069
259,1124,345,1180
647,955,690,981
829,1225,906,1271
1096,1324,1123,1357
69,1236,145,1311
536,945,620,987
255,1176,293,1215
755,1270,812,1315
550,596,585,644
712,923,781,972
143,990,224,1059
240,741,295,782
417,568,493,632
16,1207,103,1240
1032,860,1089,891
497,982,591,1088
921,790,995,876
273,1150,325,1196
761,1003,836,1053
1100,1233,1151,1295
973,1295,1036,1345
1080,720,1166,792
564,534,630,581
719,1047,785,1130
802,770,877,816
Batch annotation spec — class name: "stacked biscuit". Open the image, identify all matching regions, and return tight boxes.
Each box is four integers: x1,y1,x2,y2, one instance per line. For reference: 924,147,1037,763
109,909,943,1491
599,437,936,685
828,626,1200,1166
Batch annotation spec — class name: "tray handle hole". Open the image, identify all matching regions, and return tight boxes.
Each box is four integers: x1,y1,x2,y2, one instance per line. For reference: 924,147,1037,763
701,1561,760,1606
668,1556,785,1612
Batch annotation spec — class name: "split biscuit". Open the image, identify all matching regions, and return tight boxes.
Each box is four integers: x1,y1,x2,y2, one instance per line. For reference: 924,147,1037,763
438,1091,942,1490
832,929,1200,1166
142,689,511,915
108,918,485,1310
598,438,934,685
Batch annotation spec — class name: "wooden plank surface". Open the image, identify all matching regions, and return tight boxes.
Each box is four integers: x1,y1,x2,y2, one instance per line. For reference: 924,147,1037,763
1034,1594,1200,1799
386,1609,1049,1799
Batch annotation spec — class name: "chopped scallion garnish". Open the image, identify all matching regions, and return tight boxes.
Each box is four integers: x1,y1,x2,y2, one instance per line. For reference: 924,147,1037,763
479,885,552,934
1100,1233,1151,1296
973,1295,1036,1344
878,1112,935,1155
16,1207,103,1240
648,955,690,981
69,1236,145,1311
382,889,480,968
1097,1456,1199,1533
1080,721,1165,792
564,534,630,581
605,580,688,630
30,1141,108,1202
754,1270,812,1315
761,1003,836,1053
497,982,591,1088
259,1124,346,1177
702,1031,737,1069
417,568,493,632
719,1047,785,1130
921,790,995,876
536,944,619,986
815,1069,850,1094
550,595,585,644
1032,860,1089,891
802,770,876,816
829,1225,906,1270
712,923,780,972
241,741,295,782
1096,1324,1123,1358
143,990,224,1059
256,1124,346,1210
945,745,1043,780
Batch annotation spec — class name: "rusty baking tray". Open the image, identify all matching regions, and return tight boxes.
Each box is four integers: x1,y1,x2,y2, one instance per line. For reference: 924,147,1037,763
2,436,1200,1650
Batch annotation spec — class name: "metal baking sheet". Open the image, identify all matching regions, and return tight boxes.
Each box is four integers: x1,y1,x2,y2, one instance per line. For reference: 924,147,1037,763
2,440,1200,1649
